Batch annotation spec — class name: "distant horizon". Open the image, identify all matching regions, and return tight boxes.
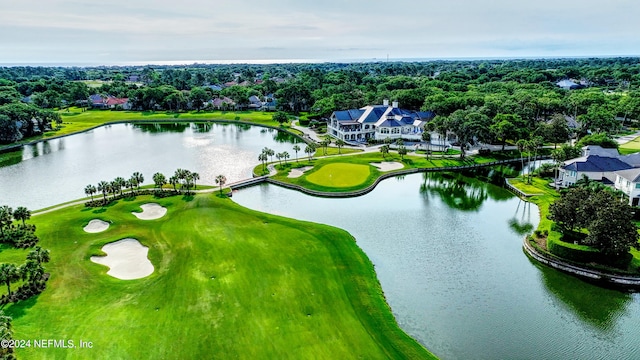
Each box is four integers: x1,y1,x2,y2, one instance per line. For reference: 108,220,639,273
2,55,639,68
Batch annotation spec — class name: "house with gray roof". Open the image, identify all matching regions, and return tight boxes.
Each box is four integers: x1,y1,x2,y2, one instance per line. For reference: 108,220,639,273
328,100,435,142
559,155,633,187
614,168,640,206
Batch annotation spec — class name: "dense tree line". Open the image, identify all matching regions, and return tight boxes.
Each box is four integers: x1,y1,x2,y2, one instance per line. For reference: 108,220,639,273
2,58,640,146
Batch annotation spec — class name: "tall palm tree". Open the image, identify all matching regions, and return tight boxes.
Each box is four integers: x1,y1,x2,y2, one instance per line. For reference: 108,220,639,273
84,184,96,201
153,172,167,191
282,151,290,164
97,181,109,202
0,263,19,296
293,144,301,162
0,205,12,236
422,131,431,159
109,181,119,199
215,175,227,195
191,172,200,191
13,206,30,227
114,177,126,196
276,152,283,166
132,172,144,192
258,153,268,172
335,139,345,154
304,145,315,161
168,176,179,192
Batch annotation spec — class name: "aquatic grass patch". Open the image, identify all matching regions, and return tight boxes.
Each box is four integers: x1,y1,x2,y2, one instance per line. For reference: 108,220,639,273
0,194,433,359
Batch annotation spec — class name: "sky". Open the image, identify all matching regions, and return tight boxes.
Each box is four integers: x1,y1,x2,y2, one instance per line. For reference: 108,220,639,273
1,0,639,65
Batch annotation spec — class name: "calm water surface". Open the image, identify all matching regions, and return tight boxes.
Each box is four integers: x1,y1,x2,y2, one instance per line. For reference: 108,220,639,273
2,124,639,359
0,123,299,209
232,173,640,360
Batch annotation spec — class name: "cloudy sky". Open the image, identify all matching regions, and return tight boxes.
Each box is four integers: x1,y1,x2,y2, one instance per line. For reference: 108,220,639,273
1,0,639,65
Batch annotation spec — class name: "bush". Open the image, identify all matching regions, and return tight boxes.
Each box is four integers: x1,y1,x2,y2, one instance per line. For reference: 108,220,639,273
548,238,600,263
478,148,491,155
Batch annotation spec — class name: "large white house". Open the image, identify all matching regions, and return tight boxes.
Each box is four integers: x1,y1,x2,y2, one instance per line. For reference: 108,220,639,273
558,145,640,205
327,100,435,142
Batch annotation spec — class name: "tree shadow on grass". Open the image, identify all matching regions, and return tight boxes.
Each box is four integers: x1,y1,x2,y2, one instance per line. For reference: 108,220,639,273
3,294,39,320
181,195,194,202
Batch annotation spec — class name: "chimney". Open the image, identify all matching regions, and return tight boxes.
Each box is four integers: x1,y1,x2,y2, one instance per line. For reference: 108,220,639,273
392,100,398,108
383,99,389,106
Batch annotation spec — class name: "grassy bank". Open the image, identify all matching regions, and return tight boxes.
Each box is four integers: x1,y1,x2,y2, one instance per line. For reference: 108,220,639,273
2,194,434,359
0,108,303,151
266,151,524,193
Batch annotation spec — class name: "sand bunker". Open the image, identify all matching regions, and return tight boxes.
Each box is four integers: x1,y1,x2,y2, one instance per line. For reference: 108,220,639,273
132,203,167,220
370,162,404,171
83,219,110,233
287,166,314,178
90,238,154,280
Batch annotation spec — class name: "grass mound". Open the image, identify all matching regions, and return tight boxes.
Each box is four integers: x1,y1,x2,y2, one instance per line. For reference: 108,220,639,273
2,194,433,359
306,163,371,188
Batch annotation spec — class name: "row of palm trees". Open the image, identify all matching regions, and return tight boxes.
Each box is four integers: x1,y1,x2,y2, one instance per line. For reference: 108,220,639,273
85,169,230,201
258,144,317,172
0,205,37,248
84,172,145,203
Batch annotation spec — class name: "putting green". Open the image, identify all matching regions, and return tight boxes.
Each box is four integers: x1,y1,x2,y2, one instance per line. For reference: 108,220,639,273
3,194,433,359
305,163,371,188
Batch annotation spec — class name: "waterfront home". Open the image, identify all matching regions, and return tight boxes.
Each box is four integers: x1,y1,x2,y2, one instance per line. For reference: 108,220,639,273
327,100,435,142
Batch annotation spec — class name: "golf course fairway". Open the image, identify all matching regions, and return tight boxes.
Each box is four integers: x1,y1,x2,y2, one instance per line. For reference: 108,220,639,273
2,194,434,359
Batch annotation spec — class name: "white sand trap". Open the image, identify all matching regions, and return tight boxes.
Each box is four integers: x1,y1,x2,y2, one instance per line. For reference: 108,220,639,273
132,203,167,220
90,238,154,280
83,219,110,233
370,162,404,171
287,166,314,178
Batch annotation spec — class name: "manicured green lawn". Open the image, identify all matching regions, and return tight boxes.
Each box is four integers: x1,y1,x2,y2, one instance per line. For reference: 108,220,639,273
0,107,304,150
316,146,364,156
2,194,433,359
306,163,372,187
619,136,640,155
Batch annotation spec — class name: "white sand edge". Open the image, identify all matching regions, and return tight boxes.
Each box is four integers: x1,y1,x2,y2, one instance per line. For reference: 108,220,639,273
83,219,110,233
132,203,167,220
370,162,404,171
287,166,314,178
90,238,154,280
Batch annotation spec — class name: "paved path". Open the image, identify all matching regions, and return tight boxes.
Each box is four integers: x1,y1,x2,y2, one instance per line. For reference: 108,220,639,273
616,131,640,145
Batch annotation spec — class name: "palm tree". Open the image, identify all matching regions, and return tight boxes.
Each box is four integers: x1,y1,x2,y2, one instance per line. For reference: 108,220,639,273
191,172,200,191
276,152,283,166
335,138,345,154
0,205,12,236
27,246,50,265
114,177,126,196
153,172,167,191
304,145,315,161
0,263,19,296
109,181,119,199
13,206,30,227
380,144,389,159
293,145,301,162
84,184,96,201
97,181,109,202
168,176,179,192
215,174,227,194
398,146,407,160
422,130,431,159
282,151,290,164
128,176,139,194
132,172,144,192
124,179,134,194
262,147,275,163
258,153,268,172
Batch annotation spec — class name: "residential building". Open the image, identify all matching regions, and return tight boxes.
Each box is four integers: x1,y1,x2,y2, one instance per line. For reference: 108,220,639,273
327,100,435,142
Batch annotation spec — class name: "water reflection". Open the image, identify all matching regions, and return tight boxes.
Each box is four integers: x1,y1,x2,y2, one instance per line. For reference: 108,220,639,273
536,259,631,333
508,199,535,235
132,122,190,133
420,172,489,211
